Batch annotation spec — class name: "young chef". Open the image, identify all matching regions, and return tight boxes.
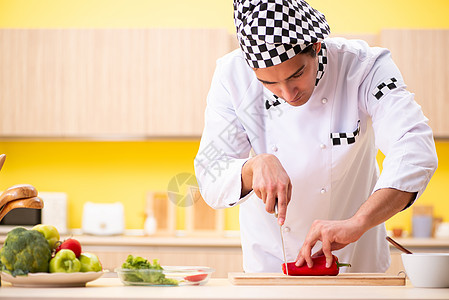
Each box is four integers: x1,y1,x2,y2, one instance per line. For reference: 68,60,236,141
194,0,438,273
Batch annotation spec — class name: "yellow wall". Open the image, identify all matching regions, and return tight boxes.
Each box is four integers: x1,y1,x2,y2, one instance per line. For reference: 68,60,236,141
0,141,203,230
0,0,448,233
1,0,449,33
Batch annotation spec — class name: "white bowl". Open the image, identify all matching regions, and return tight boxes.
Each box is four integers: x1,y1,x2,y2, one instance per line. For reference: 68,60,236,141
401,253,449,288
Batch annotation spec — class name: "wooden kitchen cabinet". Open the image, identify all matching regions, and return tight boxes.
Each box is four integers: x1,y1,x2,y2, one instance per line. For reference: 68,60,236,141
380,29,449,138
0,29,231,138
1,29,448,138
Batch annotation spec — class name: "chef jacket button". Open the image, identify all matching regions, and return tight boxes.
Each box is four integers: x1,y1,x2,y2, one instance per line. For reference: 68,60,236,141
320,188,326,194
321,98,328,104
283,226,291,233
320,143,326,149
272,145,278,152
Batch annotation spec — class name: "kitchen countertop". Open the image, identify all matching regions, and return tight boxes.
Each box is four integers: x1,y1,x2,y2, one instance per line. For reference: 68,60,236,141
386,238,449,248
1,277,448,300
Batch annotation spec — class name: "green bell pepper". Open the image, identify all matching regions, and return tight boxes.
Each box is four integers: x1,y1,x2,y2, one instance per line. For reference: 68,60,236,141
79,252,102,272
49,249,81,273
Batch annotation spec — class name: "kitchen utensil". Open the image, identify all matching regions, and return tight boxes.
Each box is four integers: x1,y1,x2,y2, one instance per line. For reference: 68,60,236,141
386,236,413,254
0,197,44,221
228,272,406,286
0,184,38,209
274,203,288,275
115,266,215,286
401,253,449,288
0,154,5,172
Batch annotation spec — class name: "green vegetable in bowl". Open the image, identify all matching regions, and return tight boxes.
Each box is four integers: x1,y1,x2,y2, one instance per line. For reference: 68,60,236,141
0,227,52,276
121,255,178,285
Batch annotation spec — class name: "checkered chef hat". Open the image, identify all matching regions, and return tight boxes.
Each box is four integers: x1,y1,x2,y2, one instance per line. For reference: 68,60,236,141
234,0,330,68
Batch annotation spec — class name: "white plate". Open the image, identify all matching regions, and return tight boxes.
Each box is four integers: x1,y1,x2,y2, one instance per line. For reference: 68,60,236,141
1,271,104,287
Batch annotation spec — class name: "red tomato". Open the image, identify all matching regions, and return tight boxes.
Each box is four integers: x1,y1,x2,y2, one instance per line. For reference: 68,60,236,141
55,238,82,258
184,273,208,282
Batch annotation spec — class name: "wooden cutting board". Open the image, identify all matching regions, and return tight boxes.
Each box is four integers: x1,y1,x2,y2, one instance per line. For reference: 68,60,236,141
228,273,406,286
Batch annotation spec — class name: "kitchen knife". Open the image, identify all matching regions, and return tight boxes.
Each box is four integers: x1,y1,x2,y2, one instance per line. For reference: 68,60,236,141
275,203,289,275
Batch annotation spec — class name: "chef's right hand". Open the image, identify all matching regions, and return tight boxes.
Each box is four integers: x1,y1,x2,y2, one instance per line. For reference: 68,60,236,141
241,154,292,225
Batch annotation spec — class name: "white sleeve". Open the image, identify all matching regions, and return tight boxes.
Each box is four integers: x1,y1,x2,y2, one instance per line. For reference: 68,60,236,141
364,50,438,202
194,60,253,209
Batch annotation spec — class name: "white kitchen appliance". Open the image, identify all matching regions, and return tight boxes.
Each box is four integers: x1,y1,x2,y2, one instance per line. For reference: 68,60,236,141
82,202,125,235
39,192,68,234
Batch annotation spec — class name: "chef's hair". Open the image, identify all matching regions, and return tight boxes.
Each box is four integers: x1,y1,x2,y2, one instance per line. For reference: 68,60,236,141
301,43,318,58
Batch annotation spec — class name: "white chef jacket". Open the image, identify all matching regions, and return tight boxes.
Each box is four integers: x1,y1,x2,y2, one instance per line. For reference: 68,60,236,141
194,37,438,273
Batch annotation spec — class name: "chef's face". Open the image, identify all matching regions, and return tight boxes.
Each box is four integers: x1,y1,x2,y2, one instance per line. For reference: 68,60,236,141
253,43,321,106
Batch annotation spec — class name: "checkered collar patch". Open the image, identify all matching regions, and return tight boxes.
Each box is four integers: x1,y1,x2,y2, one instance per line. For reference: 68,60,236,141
265,94,283,110
234,0,330,68
315,42,327,86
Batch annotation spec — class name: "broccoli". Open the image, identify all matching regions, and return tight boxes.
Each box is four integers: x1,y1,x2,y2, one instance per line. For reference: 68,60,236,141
0,227,52,276
121,255,178,285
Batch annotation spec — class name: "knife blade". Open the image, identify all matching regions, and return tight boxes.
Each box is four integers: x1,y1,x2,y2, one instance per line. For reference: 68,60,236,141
275,203,288,275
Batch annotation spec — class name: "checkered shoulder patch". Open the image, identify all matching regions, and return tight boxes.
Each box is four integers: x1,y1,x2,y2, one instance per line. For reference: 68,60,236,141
330,120,360,146
372,78,398,100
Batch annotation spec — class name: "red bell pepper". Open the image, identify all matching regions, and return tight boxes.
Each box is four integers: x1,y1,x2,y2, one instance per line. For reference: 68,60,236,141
282,255,351,276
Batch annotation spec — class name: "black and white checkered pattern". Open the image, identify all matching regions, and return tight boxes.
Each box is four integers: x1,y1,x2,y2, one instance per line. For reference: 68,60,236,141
330,121,360,146
265,94,282,109
315,42,327,86
234,0,331,68
372,78,398,100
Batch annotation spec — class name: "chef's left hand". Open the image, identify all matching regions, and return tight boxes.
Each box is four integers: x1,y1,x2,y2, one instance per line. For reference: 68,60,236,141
295,218,365,268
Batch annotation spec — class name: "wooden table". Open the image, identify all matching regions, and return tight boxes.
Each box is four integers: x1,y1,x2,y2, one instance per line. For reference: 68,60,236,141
1,277,448,300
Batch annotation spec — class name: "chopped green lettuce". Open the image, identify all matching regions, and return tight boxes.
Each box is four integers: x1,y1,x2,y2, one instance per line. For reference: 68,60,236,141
121,255,178,286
